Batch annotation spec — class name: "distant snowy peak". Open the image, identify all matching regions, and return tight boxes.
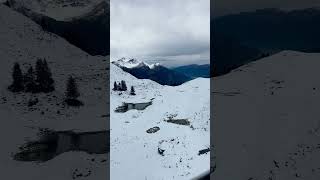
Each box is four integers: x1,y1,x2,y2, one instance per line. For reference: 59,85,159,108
111,58,144,69
112,58,161,69
149,63,161,69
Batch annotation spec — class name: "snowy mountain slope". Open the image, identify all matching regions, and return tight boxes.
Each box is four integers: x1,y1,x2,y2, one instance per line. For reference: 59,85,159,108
6,0,106,21
212,50,320,179
110,64,210,179
0,4,108,179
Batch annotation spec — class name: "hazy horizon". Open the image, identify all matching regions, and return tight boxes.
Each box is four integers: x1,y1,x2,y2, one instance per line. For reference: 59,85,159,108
212,0,320,17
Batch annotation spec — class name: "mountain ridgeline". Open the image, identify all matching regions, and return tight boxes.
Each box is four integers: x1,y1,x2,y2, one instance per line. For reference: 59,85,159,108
172,64,210,78
112,58,210,86
212,8,320,76
121,65,191,86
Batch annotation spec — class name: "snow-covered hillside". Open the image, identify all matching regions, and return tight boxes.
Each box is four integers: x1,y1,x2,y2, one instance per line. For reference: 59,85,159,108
110,63,210,179
213,51,320,179
0,4,108,179
6,0,106,21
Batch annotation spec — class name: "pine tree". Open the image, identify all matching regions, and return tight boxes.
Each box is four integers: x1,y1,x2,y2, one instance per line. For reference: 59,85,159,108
41,59,54,92
8,62,24,92
65,76,83,106
35,58,44,92
35,58,55,92
24,66,36,93
65,76,80,100
113,81,118,91
130,86,136,95
118,82,121,91
121,80,127,91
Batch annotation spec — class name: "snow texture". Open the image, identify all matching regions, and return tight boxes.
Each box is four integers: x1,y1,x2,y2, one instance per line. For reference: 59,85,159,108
212,50,320,180
110,63,210,179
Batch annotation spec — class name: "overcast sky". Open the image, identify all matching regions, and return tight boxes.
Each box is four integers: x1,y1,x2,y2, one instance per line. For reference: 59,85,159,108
213,0,320,17
110,0,210,67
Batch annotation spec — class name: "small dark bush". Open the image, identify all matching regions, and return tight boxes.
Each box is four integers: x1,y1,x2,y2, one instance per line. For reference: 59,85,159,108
28,98,39,107
8,62,24,92
64,99,83,107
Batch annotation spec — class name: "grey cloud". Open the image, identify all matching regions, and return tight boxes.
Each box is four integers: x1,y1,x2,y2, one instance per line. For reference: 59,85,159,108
111,0,210,66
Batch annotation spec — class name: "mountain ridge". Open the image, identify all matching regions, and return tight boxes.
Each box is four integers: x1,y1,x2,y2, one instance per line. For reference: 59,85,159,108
212,7,320,76
112,58,193,86
172,64,210,78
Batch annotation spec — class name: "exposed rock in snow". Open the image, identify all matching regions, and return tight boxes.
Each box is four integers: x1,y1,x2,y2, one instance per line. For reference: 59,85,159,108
212,50,320,180
146,126,160,134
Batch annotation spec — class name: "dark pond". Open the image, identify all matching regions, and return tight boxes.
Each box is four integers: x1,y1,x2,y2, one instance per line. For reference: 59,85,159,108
115,101,152,113
14,130,109,162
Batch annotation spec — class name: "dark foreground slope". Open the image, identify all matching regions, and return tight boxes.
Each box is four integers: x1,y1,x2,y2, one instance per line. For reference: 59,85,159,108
213,51,320,179
5,0,109,56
